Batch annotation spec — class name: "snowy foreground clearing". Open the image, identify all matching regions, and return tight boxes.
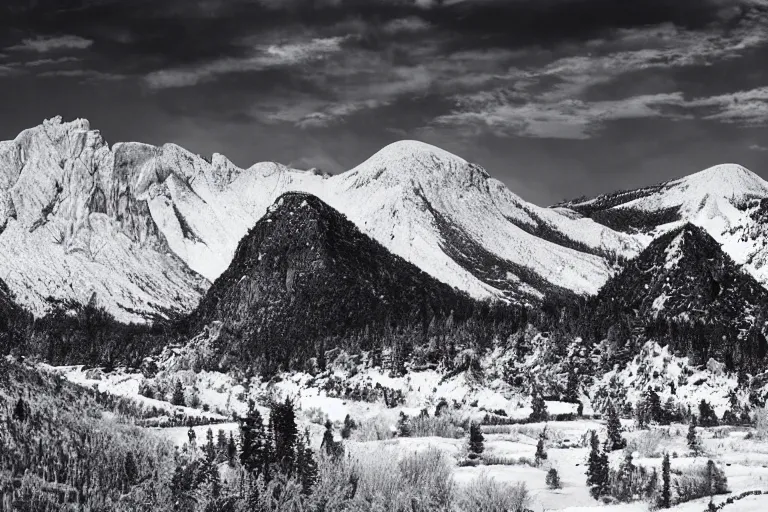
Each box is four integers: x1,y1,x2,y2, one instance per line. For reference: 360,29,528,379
42,362,768,512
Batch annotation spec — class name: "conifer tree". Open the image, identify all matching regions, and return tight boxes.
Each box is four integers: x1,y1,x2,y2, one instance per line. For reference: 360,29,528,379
535,434,548,466
698,400,719,427
297,430,318,495
124,451,138,487
12,397,27,422
565,364,579,402
606,401,626,451
647,389,663,423
341,414,356,440
705,459,728,496
614,450,636,502
530,390,549,422
468,422,485,459
205,428,216,462
687,416,702,455
660,452,671,509
227,432,237,467
586,430,609,500
272,398,299,474
397,411,412,437
546,468,561,489
172,380,185,406
239,401,266,476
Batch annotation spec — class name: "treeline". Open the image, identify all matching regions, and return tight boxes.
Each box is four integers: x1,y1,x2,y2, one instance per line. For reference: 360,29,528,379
0,301,178,368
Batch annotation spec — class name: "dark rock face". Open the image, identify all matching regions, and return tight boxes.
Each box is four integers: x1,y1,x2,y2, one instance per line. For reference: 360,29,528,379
191,192,475,368
591,224,768,370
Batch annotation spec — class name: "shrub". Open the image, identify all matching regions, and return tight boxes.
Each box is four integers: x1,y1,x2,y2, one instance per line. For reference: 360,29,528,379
304,406,329,426
456,475,530,512
673,461,728,505
546,468,561,489
627,429,666,458
352,415,394,441
482,455,534,467
410,411,466,438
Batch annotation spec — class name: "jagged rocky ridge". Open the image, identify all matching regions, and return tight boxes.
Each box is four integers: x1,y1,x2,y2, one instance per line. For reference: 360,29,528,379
188,192,476,372
0,118,207,322
590,223,768,371
0,117,642,321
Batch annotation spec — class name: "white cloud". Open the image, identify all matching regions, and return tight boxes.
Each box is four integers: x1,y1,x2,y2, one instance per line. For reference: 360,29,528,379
145,37,346,89
8,35,93,53
685,87,768,125
24,56,80,67
37,69,124,81
435,92,686,139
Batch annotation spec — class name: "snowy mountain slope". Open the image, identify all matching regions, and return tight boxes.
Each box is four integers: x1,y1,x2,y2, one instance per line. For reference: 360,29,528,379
2,117,642,317
0,117,207,322
557,164,768,288
325,141,641,300
128,137,642,302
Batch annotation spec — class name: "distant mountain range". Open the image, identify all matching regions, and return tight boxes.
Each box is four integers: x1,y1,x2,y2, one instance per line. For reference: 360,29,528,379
2,116,768,328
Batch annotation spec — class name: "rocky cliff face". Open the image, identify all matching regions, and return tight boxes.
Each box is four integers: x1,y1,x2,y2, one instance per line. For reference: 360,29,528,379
0,117,206,322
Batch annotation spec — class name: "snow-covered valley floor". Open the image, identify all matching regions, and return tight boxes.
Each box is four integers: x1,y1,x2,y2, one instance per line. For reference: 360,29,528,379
41,361,768,512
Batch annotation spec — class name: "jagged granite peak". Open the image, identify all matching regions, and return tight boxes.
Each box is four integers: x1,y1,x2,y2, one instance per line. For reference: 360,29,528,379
0,116,207,322
189,192,475,366
592,223,768,369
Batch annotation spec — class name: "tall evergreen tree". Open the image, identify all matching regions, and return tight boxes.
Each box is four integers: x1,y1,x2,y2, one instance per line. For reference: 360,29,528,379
706,459,728,496
614,451,636,502
687,416,702,455
13,397,27,422
546,468,561,489
535,431,548,466
586,430,609,500
239,401,266,476
272,398,299,474
647,389,663,423
530,390,549,422
171,380,185,406
699,400,719,427
227,432,237,467
606,401,626,451
468,422,485,459
296,430,318,495
660,452,671,509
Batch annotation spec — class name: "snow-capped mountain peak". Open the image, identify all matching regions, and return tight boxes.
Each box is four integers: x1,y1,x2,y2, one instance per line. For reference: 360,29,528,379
667,163,768,214
558,162,768,291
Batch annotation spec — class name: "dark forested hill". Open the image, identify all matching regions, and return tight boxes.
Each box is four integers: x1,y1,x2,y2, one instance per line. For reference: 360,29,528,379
189,192,477,373
589,223,768,371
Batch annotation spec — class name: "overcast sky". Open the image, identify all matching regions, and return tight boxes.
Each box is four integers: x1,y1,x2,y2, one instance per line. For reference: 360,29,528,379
1,0,768,205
